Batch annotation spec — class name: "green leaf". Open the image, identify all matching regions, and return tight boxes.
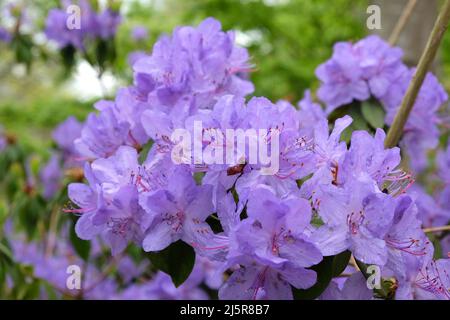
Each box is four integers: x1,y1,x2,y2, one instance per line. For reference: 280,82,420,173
361,101,385,129
338,103,371,143
146,240,195,287
69,217,91,261
428,233,443,259
310,210,324,228
138,140,154,164
293,250,351,300
96,39,108,70
0,240,13,262
293,256,333,300
15,195,44,239
61,45,76,74
206,214,224,234
331,250,351,277
12,34,33,69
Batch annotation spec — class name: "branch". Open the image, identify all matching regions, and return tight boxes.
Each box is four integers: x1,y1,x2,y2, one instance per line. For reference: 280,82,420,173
385,0,450,148
423,225,450,233
388,0,418,46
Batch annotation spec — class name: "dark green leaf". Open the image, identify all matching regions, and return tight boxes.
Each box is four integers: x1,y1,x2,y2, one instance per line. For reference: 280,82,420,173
69,217,91,261
343,114,370,142
12,34,33,69
361,101,385,129
428,233,443,259
146,240,195,287
293,250,351,300
331,250,351,277
96,39,108,70
0,240,13,263
310,211,324,228
293,256,333,300
206,214,224,234
138,140,154,164
61,45,76,73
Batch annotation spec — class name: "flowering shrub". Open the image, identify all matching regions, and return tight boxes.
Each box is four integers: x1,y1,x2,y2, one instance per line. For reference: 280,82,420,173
1,14,449,300
44,0,121,74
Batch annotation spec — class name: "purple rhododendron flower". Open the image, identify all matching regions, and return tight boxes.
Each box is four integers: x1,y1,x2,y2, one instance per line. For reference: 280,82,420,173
133,17,254,109
9,227,120,299
396,259,450,300
311,179,395,265
58,21,450,300
45,0,121,50
75,107,130,159
297,90,327,136
40,153,63,199
384,195,433,280
316,35,447,174
127,50,148,68
69,146,166,255
384,71,448,172
316,42,370,114
220,187,322,300
316,36,404,114
409,185,449,228
96,9,121,40
53,116,83,167
338,128,411,196
139,165,216,252
119,271,209,300
0,27,12,43
0,126,6,151
131,26,148,41
300,115,352,197
53,116,83,155
319,272,373,300
437,145,450,213
355,35,404,98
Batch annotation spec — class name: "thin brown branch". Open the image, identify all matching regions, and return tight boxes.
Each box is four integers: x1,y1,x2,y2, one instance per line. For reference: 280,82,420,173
385,0,450,148
423,225,450,233
388,0,419,46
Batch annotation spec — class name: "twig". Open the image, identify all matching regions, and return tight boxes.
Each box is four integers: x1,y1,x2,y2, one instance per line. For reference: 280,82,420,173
81,254,122,295
45,205,60,258
388,0,418,46
337,273,353,278
423,225,450,233
385,0,450,148
349,254,359,270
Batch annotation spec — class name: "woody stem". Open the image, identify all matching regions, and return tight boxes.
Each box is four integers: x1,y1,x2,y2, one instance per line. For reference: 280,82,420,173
385,0,450,148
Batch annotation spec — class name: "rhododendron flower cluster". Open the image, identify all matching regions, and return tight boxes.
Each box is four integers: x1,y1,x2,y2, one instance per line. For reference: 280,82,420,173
45,0,121,51
316,35,448,172
0,26,11,43
55,19,450,300
6,222,220,300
